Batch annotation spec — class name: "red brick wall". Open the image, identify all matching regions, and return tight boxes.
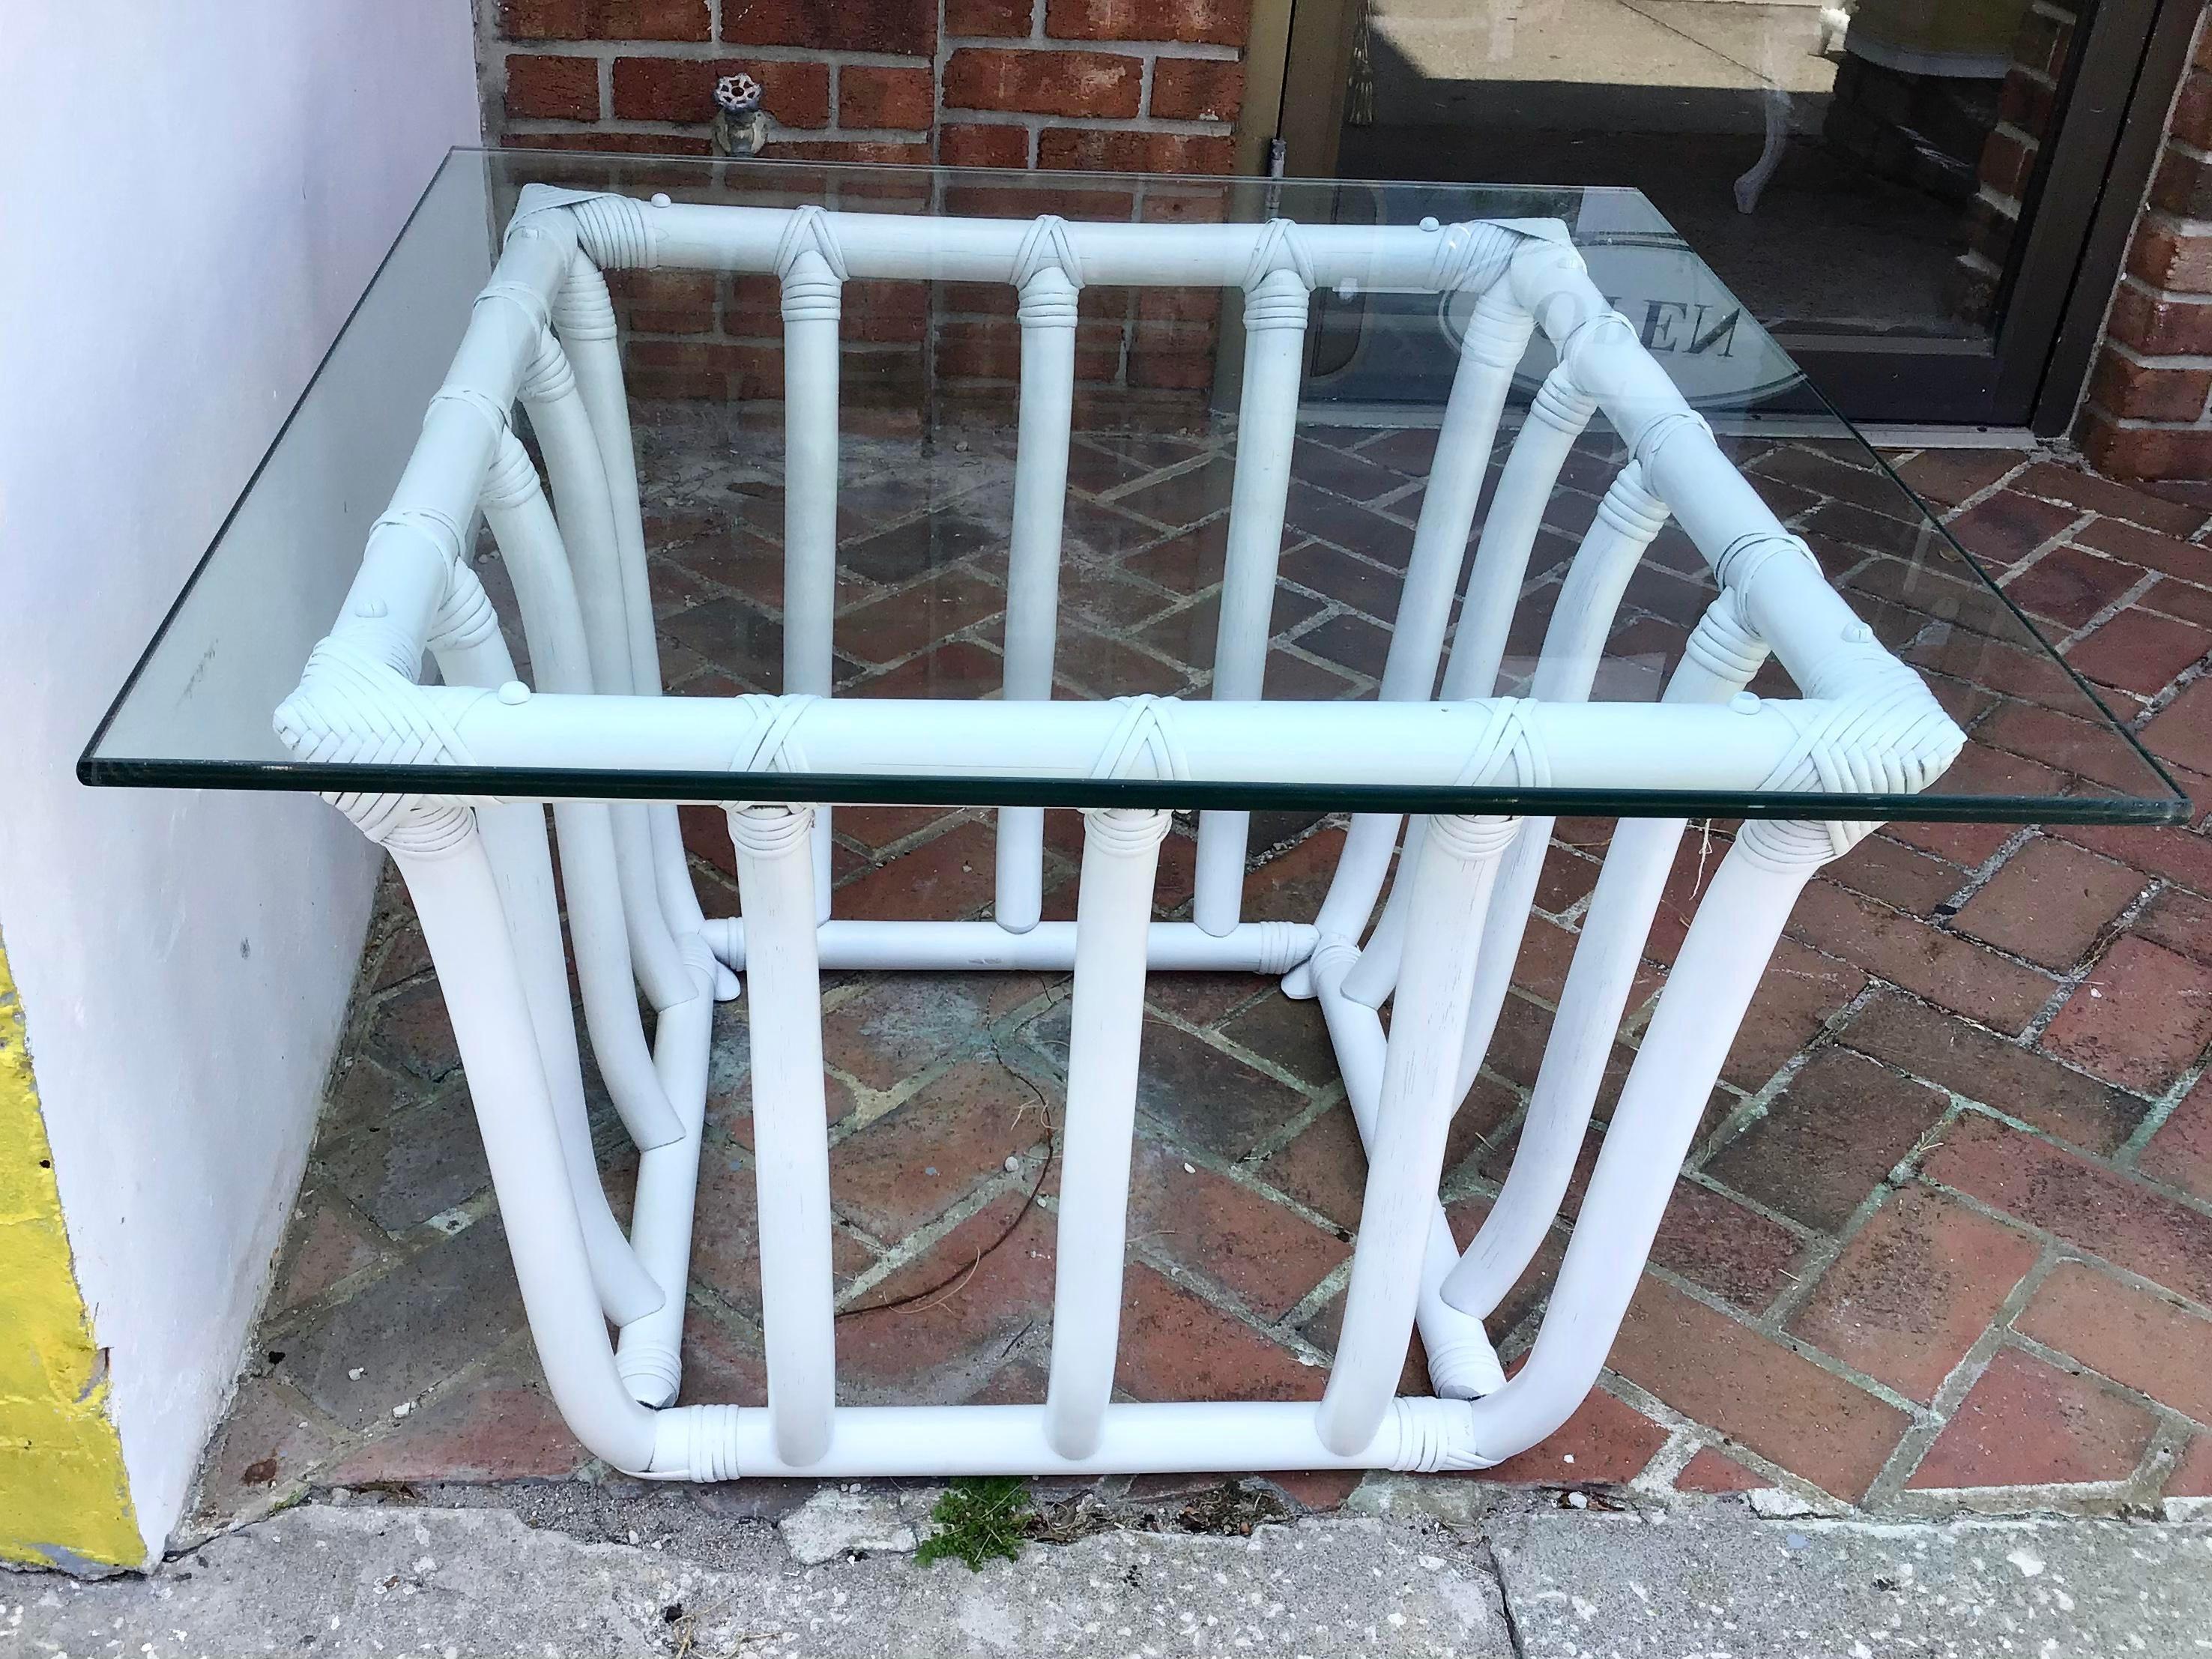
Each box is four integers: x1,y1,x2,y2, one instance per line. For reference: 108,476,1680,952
2079,4,2212,477
482,0,1251,413
1950,1,2081,327
484,1,1246,170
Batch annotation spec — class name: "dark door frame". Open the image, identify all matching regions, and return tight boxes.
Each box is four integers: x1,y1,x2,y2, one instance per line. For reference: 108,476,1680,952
1245,0,2199,432
2033,0,2205,431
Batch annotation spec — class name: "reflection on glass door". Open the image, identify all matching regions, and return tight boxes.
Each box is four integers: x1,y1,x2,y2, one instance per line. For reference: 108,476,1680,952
1287,0,2127,420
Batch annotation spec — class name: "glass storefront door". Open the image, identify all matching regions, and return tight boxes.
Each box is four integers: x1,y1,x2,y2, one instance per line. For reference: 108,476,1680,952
1273,0,2183,425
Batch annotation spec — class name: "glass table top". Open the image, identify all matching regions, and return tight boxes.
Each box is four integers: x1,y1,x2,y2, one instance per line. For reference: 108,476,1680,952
83,149,2186,824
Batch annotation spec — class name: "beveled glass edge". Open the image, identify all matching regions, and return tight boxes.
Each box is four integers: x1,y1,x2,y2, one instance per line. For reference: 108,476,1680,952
74,151,1643,788
78,150,471,791
76,148,2191,830
1861,447,2193,819
73,755,2194,826
486,144,1625,208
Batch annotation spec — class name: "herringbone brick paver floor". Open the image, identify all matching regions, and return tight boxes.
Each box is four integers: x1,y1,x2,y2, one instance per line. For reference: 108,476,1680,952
187,420,2212,1541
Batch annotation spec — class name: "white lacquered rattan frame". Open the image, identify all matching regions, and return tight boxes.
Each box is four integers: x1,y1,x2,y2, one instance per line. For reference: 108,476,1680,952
274,185,1964,1482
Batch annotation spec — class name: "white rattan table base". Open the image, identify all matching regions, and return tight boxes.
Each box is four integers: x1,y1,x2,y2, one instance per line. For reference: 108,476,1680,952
274,184,1961,1482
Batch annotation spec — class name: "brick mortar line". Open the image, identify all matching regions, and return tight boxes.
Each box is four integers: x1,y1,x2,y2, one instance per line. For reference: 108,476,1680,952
1536,848,1607,929
687,1278,768,1355
472,0,507,144
1194,1106,1360,1239
2049,566,2190,653
1438,1151,1511,1219
1992,506,2100,586
1917,1159,2212,1315
2113,1049,2211,1167
518,115,935,142
1365,477,1427,522
1275,1257,1353,1334
2130,1421,2202,1506
2115,271,2212,312
287,1323,549,1503
934,108,1232,137
1752,1107,1968,1345
1268,635,1380,697
2010,870,2170,1048
1469,1215,1559,1365
815,1008,1067,1149
2161,130,2212,166
1444,1087,1533,1203
940,34,1242,61
2005,1326,2212,1436
1155,1018,1337,1135
2139,204,2212,238
2127,631,2212,725
1859,1233,2053,1507
1628,1433,1707,1495
1637,1260,1935,1424
1777,859,2080,1045
393,1327,557,1443
1076,481,1224,539
1091,445,1226,504
2076,405,2212,432
1026,1183,1341,1365
2052,593,2212,703
1933,824,2041,919
713,964,1068,1130
661,522,1232,707
1672,1165,1822,1251
496,32,1241,66
1681,973,1883,1174
836,1133,1054,1290
507,39,937,67
318,1058,474,1166
825,804,991,868
244,1364,361,1464
262,1170,415,1332
2136,583,2212,629
1924,839,2126,1048
1600,1372,1851,1511
1228,1082,1350,1173
2100,335,2212,372
1862,998,2208,1187
994,940,1347,1189
1933,453,2043,519
1625,1425,1706,1496
679,1285,767,1366
827,1120,1057,1309
930,4,956,169
1675,926,2212,1278
1864,1264,2194,1512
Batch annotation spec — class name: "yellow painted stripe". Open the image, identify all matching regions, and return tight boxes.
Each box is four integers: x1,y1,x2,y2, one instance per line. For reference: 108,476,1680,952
0,928,141,1571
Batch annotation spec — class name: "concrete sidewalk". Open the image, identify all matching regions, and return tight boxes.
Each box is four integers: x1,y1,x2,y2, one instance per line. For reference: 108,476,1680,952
8,1490,2208,1658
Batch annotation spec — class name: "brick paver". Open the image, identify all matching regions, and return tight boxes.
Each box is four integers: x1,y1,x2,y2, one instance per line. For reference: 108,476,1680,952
186,434,2212,1541
2015,1259,2212,1424
1786,1185,2039,1404
1907,1347,2163,1490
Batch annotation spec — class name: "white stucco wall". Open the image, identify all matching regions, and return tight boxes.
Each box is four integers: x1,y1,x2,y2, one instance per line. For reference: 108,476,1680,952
0,2,480,1556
